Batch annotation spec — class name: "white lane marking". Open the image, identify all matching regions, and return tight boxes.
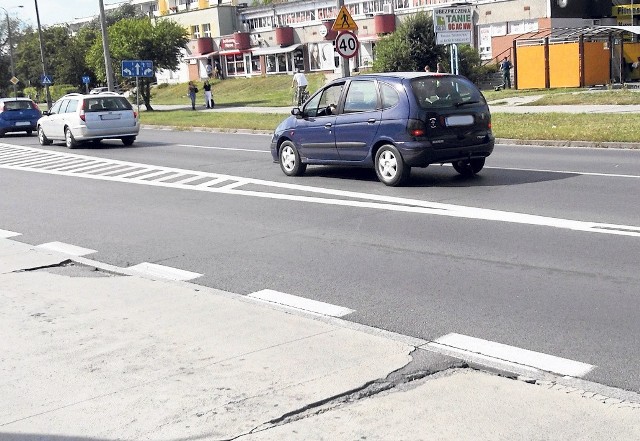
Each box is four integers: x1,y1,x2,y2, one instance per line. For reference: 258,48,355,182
35,241,97,257
2,144,640,237
179,144,268,154
248,289,354,317
429,333,594,377
127,262,203,281
0,229,21,239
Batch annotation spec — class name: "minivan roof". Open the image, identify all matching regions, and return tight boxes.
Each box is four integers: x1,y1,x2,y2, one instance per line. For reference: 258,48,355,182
330,72,457,82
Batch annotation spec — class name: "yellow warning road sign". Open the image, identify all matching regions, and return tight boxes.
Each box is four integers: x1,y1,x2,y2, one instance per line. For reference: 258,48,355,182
331,6,358,31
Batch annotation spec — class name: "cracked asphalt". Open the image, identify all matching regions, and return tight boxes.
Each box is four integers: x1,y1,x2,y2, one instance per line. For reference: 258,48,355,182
1,238,639,440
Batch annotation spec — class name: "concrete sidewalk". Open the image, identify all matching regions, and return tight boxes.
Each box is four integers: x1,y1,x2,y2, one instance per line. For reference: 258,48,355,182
1,237,639,440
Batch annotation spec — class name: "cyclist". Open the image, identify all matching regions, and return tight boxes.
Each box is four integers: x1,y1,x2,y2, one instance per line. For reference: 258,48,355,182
291,68,308,106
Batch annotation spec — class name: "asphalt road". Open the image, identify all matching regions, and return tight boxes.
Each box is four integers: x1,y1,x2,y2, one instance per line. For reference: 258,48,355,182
1,128,639,393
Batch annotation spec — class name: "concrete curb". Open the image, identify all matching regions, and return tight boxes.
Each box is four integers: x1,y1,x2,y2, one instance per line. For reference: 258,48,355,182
496,138,640,149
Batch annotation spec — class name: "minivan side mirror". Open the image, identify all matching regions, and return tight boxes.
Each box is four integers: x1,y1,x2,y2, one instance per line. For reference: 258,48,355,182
42,111,50,116
291,107,304,119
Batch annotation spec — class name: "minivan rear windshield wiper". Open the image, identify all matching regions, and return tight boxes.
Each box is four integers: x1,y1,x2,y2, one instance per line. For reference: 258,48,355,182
455,100,481,107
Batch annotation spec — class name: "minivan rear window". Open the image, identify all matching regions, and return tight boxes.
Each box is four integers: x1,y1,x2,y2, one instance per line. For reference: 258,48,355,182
411,77,484,110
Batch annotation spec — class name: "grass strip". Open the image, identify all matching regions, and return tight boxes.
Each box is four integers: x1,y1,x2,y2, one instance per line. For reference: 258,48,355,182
493,113,640,143
140,110,285,132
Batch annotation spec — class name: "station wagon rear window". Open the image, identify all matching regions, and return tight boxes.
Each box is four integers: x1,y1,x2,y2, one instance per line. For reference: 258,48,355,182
85,97,133,112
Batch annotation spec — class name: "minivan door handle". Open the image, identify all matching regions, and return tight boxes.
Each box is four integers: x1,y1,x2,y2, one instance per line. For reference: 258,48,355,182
367,118,377,124
324,123,332,128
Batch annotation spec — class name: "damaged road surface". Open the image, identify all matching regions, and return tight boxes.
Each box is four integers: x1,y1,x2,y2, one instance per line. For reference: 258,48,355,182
1,237,639,441
0,237,429,440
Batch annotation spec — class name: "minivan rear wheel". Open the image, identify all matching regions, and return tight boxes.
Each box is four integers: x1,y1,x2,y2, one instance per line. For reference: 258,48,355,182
279,141,306,177
122,136,135,146
375,144,410,186
453,158,485,176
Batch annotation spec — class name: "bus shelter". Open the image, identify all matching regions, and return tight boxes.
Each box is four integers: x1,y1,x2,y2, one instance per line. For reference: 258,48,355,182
513,26,640,89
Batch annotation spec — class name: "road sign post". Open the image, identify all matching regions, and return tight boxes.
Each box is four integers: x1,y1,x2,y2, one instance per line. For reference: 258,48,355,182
332,6,358,78
121,60,154,116
82,75,91,94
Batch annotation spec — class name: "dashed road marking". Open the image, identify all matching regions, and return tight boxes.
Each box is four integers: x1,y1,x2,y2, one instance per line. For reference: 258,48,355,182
248,289,354,317
428,333,594,377
2,144,640,237
35,241,97,257
127,262,203,281
0,229,21,239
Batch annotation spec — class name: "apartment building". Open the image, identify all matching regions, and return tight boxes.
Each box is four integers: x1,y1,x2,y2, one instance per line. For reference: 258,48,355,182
63,0,621,83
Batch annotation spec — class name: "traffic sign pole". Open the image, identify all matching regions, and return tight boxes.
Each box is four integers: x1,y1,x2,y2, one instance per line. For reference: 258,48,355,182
333,2,358,78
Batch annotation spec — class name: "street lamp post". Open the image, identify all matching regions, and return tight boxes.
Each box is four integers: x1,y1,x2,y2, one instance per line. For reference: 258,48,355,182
34,0,51,109
1,5,22,98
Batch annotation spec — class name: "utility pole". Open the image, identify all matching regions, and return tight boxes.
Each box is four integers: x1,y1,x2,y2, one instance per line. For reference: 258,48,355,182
99,0,115,91
34,0,51,109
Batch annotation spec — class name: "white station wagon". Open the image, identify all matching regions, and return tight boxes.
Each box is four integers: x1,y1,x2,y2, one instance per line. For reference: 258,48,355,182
37,92,140,148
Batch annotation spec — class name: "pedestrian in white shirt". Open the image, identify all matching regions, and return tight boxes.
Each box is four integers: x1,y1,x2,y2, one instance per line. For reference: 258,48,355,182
292,69,308,106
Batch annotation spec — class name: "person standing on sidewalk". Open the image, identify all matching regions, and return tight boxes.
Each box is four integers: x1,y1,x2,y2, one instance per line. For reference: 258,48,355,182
500,57,513,89
188,81,198,110
203,80,214,109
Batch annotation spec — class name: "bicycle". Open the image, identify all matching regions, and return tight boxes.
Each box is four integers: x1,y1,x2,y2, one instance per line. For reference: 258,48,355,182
292,86,310,107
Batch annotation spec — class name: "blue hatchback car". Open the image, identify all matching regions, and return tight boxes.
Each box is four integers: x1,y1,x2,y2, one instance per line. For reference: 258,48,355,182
0,97,42,137
270,72,494,186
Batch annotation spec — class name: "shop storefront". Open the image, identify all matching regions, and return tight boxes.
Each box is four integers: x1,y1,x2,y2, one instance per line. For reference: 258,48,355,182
251,44,303,74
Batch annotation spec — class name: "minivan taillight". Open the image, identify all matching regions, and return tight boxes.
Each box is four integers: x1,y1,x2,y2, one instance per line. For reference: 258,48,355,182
407,119,427,137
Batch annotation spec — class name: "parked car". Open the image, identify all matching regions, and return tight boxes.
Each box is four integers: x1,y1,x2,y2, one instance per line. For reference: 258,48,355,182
89,87,109,94
270,72,495,186
0,97,42,137
37,92,140,148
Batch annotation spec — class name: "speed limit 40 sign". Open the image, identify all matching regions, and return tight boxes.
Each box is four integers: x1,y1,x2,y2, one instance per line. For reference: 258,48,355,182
335,31,359,59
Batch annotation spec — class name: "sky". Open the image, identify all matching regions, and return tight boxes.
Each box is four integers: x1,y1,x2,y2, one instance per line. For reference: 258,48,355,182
4,1,122,27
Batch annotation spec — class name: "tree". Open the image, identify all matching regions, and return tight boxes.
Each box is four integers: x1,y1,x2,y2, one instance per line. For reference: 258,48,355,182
86,17,188,110
15,26,88,90
373,12,446,73
1,15,29,96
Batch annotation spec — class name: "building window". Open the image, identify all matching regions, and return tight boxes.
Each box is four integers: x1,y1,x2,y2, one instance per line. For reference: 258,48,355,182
191,25,200,38
226,54,245,76
203,23,211,37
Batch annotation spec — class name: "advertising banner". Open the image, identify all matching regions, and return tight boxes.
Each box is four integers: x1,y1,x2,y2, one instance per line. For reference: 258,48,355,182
434,7,473,45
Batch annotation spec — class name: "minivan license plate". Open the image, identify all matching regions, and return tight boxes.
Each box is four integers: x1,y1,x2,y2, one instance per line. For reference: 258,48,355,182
100,114,121,120
445,115,474,126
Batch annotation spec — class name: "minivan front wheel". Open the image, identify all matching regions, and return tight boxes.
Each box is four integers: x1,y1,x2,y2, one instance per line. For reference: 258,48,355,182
453,157,485,176
279,141,306,177
375,144,410,186
65,127,78,149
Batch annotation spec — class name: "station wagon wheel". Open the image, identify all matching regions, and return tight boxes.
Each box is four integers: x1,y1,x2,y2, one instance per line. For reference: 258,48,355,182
453,158,485,176
375,144,410,186
279,140,306,177
121,136,135,146
38,126,52,146
65,127,78,149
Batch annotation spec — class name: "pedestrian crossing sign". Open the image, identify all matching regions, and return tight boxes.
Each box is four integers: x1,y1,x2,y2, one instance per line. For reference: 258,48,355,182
331,6,358,31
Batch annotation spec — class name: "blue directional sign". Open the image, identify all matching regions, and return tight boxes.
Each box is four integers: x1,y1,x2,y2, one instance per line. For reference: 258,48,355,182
40,74,53,85
82,75,91,84
121,60,154,78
